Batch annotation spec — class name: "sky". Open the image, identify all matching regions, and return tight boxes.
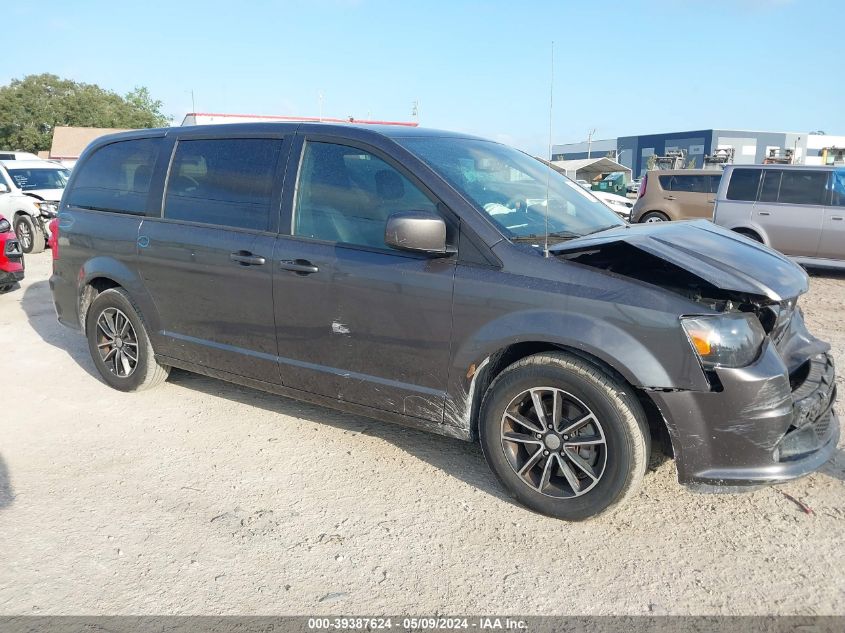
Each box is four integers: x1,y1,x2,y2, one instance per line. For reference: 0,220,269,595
3,0,843,155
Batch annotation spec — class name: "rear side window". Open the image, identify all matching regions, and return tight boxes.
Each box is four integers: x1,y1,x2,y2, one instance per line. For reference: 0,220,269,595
67,138,162,214
726,168,761,201
759,170,782,203
658,175,710,193
164,138,281,231
777,170,828,205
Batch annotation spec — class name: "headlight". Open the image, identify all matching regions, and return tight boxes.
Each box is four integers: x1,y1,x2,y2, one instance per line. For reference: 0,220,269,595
36,201,58,217
0,218,10,233
681,313,766,368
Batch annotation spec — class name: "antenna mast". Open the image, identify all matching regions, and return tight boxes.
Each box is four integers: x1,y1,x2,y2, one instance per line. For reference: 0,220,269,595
543,41,554,258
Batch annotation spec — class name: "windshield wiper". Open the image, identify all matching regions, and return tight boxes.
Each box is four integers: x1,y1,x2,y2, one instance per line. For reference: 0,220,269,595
582,224,624,236
511,230,582,243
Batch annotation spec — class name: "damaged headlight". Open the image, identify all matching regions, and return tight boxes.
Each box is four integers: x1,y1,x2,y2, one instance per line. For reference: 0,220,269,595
35,201,59,217
681,313,766,368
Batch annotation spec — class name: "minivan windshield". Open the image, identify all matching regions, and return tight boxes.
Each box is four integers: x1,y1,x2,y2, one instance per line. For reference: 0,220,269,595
7,167,70,191
399,137,624,244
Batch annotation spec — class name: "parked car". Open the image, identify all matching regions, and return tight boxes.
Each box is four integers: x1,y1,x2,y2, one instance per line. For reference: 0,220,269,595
0,159,70,253
626,179,640,194
591,190,634,219
713,165,845,270
50,124,837,520
0,151,40,161
631,169,722,223
0,214,24,292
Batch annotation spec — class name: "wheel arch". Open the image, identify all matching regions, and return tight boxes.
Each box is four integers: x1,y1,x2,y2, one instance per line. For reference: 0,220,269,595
464,341,672,455
77,257,160,335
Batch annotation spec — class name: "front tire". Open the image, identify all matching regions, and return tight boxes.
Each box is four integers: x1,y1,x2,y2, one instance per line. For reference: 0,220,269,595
479,352,650,520
14,214,46,254
85,288,169,392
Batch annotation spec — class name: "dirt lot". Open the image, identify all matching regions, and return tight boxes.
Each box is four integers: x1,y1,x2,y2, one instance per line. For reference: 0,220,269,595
0,253,843,615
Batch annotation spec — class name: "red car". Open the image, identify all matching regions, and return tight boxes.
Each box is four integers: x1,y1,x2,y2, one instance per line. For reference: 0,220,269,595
0,214,24,291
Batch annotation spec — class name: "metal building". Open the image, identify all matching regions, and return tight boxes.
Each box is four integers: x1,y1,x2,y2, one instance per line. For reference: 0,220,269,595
552,129,845,177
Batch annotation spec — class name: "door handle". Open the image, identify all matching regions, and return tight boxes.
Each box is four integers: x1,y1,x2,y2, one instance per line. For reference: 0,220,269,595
664,196,676,200
230,251,266,266
832,216,844,221
758,211,771,216
279,259,319,274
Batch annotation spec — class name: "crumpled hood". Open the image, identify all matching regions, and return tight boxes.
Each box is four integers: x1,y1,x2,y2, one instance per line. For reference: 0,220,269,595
23,189,63,202
550,220,808,302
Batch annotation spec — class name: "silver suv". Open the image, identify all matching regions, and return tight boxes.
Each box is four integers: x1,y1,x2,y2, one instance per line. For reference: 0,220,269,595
713,164,845,269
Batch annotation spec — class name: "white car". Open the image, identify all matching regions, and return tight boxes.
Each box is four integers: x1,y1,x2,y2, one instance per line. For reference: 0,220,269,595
0,159,70,253
576,179,591,189
591,190,634,219
626,179,640,194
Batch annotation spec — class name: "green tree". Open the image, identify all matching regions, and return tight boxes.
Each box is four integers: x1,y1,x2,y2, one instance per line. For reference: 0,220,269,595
0,74,170,153
646,154,657,170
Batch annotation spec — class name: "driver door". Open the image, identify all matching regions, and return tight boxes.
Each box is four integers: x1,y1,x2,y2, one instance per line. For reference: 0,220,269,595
271,135,458,421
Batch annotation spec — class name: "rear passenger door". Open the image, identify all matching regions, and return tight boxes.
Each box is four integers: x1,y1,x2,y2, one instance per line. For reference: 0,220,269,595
755,169,826,257
136,134,289,384
271,134,457,421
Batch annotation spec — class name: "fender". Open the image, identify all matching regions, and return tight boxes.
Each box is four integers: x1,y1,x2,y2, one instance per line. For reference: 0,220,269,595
444,308,709,432
78,256,163,339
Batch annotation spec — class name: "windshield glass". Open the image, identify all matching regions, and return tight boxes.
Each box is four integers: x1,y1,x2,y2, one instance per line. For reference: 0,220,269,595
399,137,624,244
7,168,70,191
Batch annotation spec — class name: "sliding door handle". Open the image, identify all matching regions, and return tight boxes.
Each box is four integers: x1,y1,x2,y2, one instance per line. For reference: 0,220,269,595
279,259,319,274
230,251,266,266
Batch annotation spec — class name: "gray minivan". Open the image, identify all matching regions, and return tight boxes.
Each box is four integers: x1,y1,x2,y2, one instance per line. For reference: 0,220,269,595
50,123,838,520
713,164,845,269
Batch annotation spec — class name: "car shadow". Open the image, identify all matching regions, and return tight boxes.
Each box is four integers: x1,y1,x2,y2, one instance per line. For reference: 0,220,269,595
0,455,13,510
165,369,521,507
806,267,845,280
21,280,98,380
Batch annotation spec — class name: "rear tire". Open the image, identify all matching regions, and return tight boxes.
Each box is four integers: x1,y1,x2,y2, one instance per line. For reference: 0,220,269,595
14,214,45,254
85,288,169,392
479,352,650,521
640,211,670,223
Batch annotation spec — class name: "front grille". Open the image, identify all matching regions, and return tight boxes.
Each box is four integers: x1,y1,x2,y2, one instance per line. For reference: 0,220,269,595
777,353,837,462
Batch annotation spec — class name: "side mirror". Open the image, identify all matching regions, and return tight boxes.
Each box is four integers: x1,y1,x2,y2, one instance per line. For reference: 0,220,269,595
384,211,449,254
0,184,9,194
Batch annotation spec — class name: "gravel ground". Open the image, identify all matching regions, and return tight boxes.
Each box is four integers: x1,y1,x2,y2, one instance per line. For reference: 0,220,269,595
0,253,843,615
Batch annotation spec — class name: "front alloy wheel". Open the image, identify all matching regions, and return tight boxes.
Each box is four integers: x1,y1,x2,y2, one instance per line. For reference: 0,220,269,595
501,387,607,497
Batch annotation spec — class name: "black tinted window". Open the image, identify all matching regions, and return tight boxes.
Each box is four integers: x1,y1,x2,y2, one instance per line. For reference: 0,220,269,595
164,138,281,231
67,138,162,213
658,175,709,193
726,168,761,201
293,142,437,249
759,170,782,203
777,170,828,205
709,175,722,194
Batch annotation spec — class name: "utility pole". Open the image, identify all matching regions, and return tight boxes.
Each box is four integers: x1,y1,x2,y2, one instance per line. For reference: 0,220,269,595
587,128,596,159
411,100,419,121
318,92,324,121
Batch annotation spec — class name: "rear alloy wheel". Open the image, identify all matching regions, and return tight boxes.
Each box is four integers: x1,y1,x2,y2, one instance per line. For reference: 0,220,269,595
479,352,650,520
86,288,169,392
14,214,45,254
640,211,669,223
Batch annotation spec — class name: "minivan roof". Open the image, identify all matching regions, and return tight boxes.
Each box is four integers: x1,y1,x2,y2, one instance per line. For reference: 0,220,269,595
86,122,486,149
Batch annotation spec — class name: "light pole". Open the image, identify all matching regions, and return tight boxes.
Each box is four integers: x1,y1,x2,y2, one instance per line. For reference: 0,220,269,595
587,128,596,159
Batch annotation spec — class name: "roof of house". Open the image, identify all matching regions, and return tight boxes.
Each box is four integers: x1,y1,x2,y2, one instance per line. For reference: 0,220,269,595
49,126,133,159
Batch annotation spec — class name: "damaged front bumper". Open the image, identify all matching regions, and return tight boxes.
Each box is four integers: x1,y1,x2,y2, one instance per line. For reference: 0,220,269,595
649,342,838,488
